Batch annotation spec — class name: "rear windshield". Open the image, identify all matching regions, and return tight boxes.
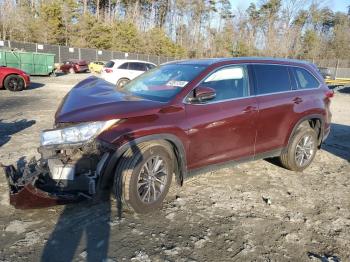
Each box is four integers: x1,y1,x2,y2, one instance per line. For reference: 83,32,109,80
105,61,115,68
120,64,207,102
78,60,87,65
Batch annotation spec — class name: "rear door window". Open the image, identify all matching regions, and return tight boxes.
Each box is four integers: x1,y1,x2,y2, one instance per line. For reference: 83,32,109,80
129,62,146,71
253,64,291,95
293,67,320,89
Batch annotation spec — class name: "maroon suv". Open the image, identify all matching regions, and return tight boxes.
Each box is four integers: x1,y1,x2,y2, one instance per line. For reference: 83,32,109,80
4,58,333,213
60,60,89,74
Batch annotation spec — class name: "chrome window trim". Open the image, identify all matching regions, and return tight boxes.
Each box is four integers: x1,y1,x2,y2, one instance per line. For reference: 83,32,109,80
183,62,321,106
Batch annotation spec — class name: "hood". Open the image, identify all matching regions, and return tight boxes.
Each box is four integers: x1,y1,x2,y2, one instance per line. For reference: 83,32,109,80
55,76,164,123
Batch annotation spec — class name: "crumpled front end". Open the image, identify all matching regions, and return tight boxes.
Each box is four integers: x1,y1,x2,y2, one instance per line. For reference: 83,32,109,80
2,141,111,209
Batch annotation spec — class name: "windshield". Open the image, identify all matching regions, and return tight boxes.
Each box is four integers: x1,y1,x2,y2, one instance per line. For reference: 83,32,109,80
119,64,207,102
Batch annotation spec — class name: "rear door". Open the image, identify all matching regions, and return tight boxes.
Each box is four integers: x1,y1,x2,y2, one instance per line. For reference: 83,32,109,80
185,65,258,170
111,62,129,84
252,64,297,154
128,62,147,79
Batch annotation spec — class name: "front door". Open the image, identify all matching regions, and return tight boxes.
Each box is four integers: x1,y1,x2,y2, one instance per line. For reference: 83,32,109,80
185,65,258,170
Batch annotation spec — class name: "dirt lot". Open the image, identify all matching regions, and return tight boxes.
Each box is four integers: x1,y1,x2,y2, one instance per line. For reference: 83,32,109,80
0,74,349,262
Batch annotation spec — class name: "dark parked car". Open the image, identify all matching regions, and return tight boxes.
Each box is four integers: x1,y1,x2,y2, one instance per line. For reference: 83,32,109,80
0,66,30,91
60,60,89,74
4,57,333,213
318,67,332,79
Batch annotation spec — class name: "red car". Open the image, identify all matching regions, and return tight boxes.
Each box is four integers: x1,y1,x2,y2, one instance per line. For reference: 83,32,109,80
4,57,333,213
60,60,89,74
0,66,30,91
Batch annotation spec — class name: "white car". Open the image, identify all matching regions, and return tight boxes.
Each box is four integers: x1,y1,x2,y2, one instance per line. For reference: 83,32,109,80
100,59,157,88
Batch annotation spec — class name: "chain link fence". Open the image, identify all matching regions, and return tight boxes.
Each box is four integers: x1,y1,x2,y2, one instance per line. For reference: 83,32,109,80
311,59,350,78
1,40,349,77
0,40,174,65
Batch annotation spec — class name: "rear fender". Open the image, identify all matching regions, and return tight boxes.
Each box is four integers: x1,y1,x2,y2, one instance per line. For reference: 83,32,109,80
287,114,325,147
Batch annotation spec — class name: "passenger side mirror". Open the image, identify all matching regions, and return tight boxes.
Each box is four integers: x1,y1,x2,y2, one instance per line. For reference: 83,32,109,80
188,86,216,103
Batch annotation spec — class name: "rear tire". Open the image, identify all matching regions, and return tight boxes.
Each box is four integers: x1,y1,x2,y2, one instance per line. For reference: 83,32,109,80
4,75,24,91
116,78,129,89
114,141,174,213
279,127,318,172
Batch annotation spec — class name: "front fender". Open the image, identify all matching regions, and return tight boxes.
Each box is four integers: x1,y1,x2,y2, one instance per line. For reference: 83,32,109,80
97,133,188,193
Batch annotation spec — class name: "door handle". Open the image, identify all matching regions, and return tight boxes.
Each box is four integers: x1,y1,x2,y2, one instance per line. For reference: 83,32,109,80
243,106,257,113
293,97,303,104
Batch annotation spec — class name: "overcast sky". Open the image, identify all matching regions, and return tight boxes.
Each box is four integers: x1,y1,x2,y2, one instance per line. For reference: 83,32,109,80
230,0,349,13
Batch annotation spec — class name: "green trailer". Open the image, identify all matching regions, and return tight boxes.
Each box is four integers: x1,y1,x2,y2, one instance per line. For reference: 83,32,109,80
0,50,55,76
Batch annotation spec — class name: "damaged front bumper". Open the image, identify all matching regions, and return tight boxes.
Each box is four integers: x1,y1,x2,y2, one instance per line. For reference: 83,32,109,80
2,141,112,209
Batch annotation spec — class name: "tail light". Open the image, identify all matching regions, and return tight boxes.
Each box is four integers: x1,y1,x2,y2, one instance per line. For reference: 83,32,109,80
104,68,113,73
325,90,334,98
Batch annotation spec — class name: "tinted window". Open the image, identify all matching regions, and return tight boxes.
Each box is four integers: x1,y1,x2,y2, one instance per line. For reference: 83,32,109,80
288,67,298,90
253,65,291,94
293,68,320,89
146,63,156,70
200,66,249,102
118,62,129,69
129,62,146,71
105,61,115,68
139,63,150,71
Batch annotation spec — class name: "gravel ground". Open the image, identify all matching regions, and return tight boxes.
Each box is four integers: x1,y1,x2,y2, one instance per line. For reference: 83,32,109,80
0,74,349,262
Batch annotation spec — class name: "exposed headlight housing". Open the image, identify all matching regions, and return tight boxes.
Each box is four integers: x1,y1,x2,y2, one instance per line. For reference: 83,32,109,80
40,119,119,146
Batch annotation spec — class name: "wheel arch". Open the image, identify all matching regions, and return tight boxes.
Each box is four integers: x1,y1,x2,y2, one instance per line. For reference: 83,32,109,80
98,134,187,193
287,114,325,148
117,77,130,83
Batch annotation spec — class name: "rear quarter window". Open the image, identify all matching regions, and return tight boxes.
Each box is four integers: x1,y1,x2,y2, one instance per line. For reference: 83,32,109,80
293,67,320,89
253,64,291,95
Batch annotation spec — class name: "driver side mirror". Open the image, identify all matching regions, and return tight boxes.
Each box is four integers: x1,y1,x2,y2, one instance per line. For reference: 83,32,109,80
188,86,216,103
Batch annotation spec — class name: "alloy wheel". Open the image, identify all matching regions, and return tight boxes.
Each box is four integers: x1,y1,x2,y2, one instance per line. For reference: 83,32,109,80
8,77,20,91
137,155,168,204
295,134,315,167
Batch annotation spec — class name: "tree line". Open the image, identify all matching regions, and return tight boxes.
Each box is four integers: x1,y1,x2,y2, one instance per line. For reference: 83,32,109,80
0,0,349,60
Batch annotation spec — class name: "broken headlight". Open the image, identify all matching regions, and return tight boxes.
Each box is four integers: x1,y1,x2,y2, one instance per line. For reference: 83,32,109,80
40,120,119,146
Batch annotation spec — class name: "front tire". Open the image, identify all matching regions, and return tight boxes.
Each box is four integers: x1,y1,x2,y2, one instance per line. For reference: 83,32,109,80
4,75,24,91
114,141,174,213
279,127,318,172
